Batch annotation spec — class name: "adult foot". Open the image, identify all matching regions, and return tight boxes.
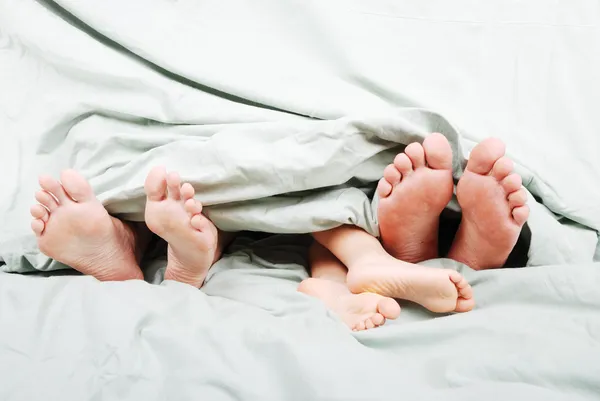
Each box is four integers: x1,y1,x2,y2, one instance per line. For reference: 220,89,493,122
346,254,474,313
377,133,454,263
144,166,221,288
448,138,529,270
298,278,401,331
29,170,143,281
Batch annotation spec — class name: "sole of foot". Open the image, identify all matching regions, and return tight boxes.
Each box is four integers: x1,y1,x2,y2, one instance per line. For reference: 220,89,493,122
144,166,221,288
377,133,454,263
448,138,530,270
30,170,143,281
298,277,401,331
346,254,474,313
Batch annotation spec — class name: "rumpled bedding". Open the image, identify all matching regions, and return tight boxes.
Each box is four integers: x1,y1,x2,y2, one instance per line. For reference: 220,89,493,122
0,1,599,400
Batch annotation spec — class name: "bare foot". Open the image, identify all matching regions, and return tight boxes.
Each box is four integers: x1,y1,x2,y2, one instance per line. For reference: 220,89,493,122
29,170,143,281
377,133,454,263
448,138,530,270
298,278,401,331
144,167,221,288
346,254,474,313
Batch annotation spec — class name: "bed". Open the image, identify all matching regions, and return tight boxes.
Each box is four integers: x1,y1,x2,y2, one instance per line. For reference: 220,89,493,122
1,1,599,400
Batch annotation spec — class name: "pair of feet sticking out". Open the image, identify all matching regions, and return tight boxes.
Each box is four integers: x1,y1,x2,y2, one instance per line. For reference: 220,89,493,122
30,136,529,332
30,167,223,288
299,135,529,331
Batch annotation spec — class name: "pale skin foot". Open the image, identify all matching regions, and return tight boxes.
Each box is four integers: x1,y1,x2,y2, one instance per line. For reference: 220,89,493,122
144,166,224,288
346,254,475,313
313,226,475,313
377,133,454,263
29,170,144,281
448,138,530,270
298,242,401,331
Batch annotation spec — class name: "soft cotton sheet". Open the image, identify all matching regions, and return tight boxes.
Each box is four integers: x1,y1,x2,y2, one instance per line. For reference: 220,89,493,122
1,0,599,400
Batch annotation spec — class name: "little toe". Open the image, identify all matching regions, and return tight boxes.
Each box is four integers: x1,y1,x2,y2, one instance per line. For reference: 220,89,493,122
491,156,514,181
383,164,401,186
180,183,195,201
190,214,211,232
376,178,393,198
455,297,475,313
166,172,182,200
393,153,413,176
35,190,58,211
145,166,168,201
31,219,45,236
30,204,49,222
508,188,528,208
365,318,375,330
422,133,453,170
404,142,426,168
512,205,530,226
39,175,69,203
60,170,95,202
501,173,522,193
184,198,203,216
377,297,401,319
466,138,506,175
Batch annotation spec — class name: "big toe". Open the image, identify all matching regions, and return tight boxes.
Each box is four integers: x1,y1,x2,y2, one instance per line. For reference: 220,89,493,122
377,297,401,319
60,170,95,202
423,133,453,170
145,166,168,201
466,137,506,175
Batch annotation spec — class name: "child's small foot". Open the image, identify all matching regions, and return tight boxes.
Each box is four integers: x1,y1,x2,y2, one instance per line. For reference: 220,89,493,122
298,278,401,331
30,170,143,281
448,138,530,270
144,167,221,287
346,255,474,313
377,133,454,263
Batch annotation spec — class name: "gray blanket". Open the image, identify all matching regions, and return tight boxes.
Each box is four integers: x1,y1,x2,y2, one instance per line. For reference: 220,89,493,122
1,0,599,400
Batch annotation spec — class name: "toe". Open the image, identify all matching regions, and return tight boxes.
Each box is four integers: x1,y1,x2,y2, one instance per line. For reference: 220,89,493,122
404,142,426,168
30,204,49,222
377,297,401,319
512,205,530,226
393,153,413,176
448,271,469,289
376,178,393,198
422,133,453,170
180,183,195,201
190,214,212,233
371,313,385,327
456,280,473,300
356,321,366,331
39,175,69,203
60,170,95,202
455,297,475,313
145,166,168,201
365,318,375,330
383,164,401,186
501,173,522,193
184,198,203,216
166,172,182,200
508,188,528,208
35,190,58,211
465,138,506,175
31,219,45,236
490,156,514,181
